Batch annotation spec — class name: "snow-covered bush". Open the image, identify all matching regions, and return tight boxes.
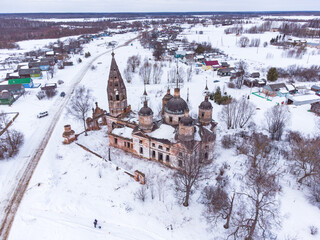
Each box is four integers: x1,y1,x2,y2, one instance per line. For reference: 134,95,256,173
310,226,318,235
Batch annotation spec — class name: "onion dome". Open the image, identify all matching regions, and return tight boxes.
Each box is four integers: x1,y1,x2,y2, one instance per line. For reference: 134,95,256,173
162,88,173,101
139,101,153,116
199,96,212,110
180,110,194,126
164,88,188,115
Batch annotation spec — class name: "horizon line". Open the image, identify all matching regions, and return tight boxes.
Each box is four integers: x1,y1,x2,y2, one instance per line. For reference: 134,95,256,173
1,10,320,15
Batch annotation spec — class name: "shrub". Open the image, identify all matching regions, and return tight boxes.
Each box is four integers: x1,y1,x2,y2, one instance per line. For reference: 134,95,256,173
310,226,318,235
36,90,46,100
267,67,278,82
221,135,236,149
228,82,236,88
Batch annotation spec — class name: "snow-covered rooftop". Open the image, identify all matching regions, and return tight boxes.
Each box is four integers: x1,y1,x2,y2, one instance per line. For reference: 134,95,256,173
112,126,133,139
146,124,176,143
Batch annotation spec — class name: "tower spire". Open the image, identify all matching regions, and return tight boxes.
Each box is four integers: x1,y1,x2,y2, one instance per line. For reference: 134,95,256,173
143,82,147,96
205,78,208,91
187,88,189,103
111,46,115,58
176,59,179,89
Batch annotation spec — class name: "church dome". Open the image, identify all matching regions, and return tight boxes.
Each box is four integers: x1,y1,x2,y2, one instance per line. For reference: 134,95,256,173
165,97,188,114
139,101,153,116
164,88,188,115
199,96,212,110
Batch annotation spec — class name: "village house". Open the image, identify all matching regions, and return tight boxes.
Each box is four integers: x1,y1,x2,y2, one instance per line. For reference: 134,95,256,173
87,52,217,169
18,68,42,79
217,67,235,76
220,62,230,68
262,83,289,97
244,78,267,88
0,90,15,105
311,85,320,92
0,84,24,96
203,60,220,71
8,77,34,88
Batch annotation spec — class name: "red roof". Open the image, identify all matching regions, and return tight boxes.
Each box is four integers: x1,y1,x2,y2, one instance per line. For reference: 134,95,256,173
204,60,220,66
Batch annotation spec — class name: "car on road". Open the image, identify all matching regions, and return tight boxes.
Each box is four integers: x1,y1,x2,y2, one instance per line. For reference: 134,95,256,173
37,111,48,118
60,92,66,97
213,80,220,83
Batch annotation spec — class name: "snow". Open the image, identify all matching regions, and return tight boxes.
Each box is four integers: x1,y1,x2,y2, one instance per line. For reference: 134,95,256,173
146,124,176,142
1,15,320,240
112,126,133,139
287,94,320,105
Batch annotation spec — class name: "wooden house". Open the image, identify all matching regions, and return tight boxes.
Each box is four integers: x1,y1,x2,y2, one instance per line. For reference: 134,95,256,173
244,78,267,88
18,68,42,79
41,83,57,91
311,85,320,92
0,90,15,105
217,67,235,76
203,60,220,71
262,83,289,97
0,84,24,95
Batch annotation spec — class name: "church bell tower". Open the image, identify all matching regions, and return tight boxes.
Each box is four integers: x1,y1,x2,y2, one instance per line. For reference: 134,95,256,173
107,51,128,117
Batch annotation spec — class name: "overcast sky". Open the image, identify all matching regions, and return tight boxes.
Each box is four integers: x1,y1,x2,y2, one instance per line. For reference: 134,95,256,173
1,0,320,13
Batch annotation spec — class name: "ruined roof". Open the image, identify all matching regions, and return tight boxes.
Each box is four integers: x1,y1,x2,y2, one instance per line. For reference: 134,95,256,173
107,52,126,92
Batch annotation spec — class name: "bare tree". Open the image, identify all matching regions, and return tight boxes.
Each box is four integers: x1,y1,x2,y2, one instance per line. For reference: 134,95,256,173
123,67,133,83
127,55,141,73
0,111,9,131
287,132,320,184
234,60,248,89
238,36,249,48
186,65,193,82
219,98,255,129
265,105,290,141
229,157,281,240
3,129,24,158
67,85,94,136
135,185,147,202
237,132,272,168
152,62,163,84
174,152,211,207
139,59,152,84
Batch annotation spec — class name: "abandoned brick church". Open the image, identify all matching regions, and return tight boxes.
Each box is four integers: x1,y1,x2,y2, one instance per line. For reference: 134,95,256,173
95,52,217,169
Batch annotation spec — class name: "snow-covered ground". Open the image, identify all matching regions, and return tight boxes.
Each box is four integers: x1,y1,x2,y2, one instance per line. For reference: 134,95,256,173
1,16,320,240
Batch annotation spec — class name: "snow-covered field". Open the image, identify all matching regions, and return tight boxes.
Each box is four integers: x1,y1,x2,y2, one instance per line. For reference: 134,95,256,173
1,16,320,240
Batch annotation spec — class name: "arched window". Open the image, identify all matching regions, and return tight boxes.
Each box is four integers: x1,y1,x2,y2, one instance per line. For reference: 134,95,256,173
115,90,119,101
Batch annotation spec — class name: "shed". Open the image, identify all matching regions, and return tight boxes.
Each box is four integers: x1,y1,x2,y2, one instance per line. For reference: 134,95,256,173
287,94,320,106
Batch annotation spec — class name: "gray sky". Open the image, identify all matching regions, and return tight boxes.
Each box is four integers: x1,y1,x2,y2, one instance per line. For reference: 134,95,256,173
1,0,320,13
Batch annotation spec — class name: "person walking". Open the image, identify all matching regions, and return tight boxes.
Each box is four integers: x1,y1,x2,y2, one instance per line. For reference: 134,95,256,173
93,219,98,228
